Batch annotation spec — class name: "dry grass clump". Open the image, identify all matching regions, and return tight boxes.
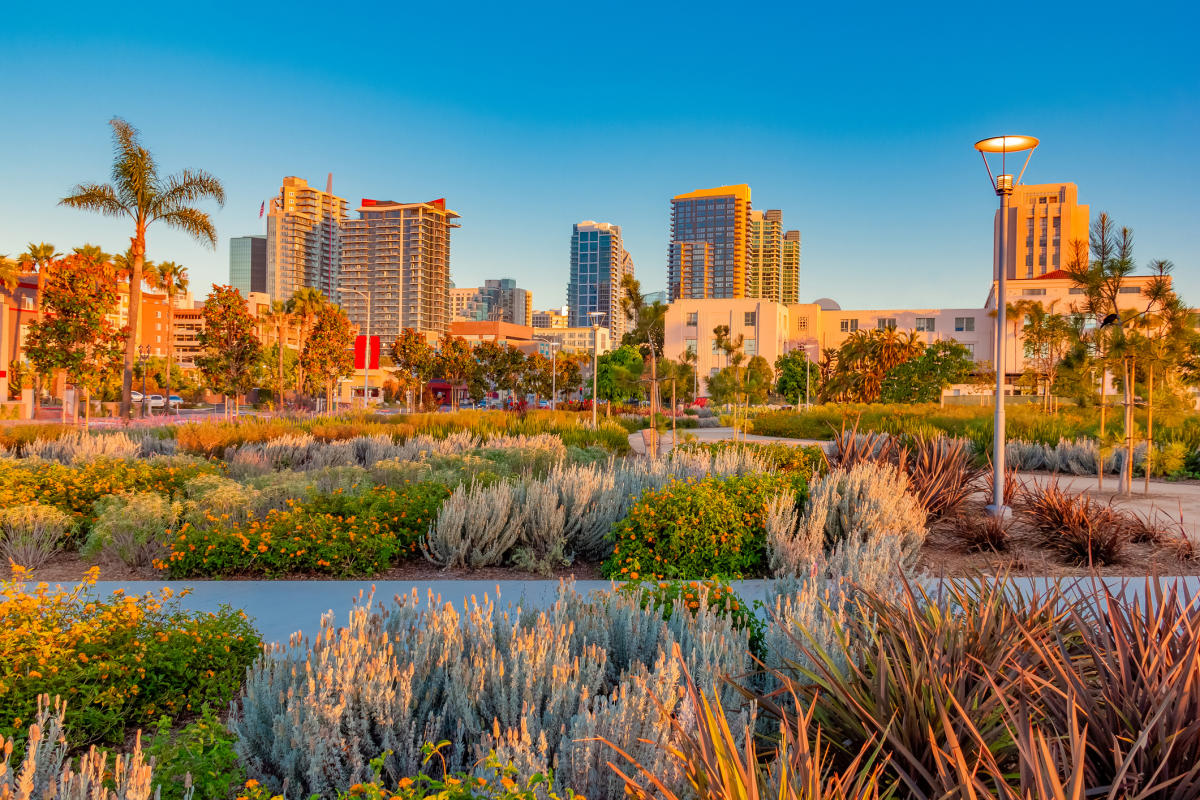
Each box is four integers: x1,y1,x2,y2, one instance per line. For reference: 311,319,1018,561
946,510,1011,553
1019,480,1128,567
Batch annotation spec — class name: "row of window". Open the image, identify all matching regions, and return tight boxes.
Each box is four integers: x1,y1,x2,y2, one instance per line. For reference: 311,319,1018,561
838,317,974,333
685,311,757,327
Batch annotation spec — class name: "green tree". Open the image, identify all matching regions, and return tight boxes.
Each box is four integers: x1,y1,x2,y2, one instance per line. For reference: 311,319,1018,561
15,243,60,403
390,328,436,410
596,344,644,407
260,300,292,409
879,340,973,403
520,352,554,404
1021,302,1073,411
432,334,475,411
196,285,262,416
24,252,125,427
475,340,526,404
775,349,816,405
288,288,327,396
300,303,355,410
61,118,225,420
620,274,667,453
144,260,188,408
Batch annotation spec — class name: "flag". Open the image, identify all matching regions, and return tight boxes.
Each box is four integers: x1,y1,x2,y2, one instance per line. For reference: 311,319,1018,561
259,201,265,218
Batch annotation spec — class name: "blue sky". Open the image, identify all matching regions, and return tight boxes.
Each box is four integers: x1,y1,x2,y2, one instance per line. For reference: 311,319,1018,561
2,1,1197,311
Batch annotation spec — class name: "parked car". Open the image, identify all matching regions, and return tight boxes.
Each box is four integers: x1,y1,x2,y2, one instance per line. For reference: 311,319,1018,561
167,395,183,408
537,399,550,409
130,391,144,403
146,394,166,409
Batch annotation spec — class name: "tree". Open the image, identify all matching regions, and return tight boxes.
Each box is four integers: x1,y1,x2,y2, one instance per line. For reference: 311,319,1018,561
655,357,695,405
61,118,225,420
0,254,19,291
15,243,59,403
260,300,292,409
1021,302,1072,411
555,352,585,401
24,252,125,427
1066,213,1179,494
288,288,327,397
144,260,188,408
432,334,475,411
879,341,973,403
475,340,526,405
775,349,816,405
520,352,554,404
390,328,436,410
195,285,262,417
595,344,644,407
620,274,667,453
300,304,355,411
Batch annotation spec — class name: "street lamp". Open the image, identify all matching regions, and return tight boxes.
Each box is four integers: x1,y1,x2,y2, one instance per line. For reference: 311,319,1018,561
588,311,605,428
975,134,1039,516
340,288,371,410
137,345,152,419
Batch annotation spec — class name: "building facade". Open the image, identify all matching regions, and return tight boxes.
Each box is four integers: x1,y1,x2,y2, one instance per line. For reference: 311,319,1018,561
535,326,612,355
532,307,569,328
229,235,267,295
568,221,633,341
479,279,532,326
450,286,488,322
339,197,460,344
266,176,347,302
747,210,801,303
997,183,1089,280
667,185,752,301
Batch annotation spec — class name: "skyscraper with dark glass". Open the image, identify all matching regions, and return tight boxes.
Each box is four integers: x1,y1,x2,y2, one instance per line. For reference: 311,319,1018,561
568,221,633,340
229,235,267,295
667,184,752,300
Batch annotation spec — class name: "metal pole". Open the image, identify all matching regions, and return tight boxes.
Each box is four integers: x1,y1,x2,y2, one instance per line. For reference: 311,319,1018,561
805,348,811,409
551,346,557,411
592,325,599,428
990,189,1010,515
362,291,370,409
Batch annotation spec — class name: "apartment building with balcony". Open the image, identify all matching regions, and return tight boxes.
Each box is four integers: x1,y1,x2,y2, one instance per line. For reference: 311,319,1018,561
667,185,752,301
339,197,460,345
747,209,802,303
532,307,569,329
266,176,347,302
568,221,633,340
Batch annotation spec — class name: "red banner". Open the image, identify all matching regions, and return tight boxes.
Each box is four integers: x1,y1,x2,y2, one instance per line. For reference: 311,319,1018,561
354,335,381,370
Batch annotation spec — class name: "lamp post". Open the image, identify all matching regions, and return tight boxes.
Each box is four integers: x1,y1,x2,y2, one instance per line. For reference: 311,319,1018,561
137,345,151,419
975,134,1039,516
588,311,605,428
341,288,371,409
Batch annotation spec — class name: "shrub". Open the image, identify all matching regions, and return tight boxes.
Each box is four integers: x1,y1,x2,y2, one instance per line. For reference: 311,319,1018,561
0,695,167,800
162,482,450,578
621,580,765,657
947,511,1011,553
0,570,260,749
23,431,142,464
771,462,925,578
84,492,182,568
0,504,73,569
1019,480,1128,566
604,473,805,580
510,480,567,575
423,481,526,569
144,705,243,800
902,435,980,521
673,441,826,481
231,585,749,799
0,424,76,455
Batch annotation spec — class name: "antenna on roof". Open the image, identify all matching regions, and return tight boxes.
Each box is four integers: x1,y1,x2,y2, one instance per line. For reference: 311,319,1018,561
326,173,333,194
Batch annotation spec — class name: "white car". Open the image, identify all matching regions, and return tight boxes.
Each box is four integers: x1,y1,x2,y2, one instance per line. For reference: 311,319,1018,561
146,394,166,409
130,391,144,403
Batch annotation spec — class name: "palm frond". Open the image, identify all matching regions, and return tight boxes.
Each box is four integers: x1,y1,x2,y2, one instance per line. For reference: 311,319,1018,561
59,183,129,218
152,169,226,213
156,207,218,248
108,117,158,211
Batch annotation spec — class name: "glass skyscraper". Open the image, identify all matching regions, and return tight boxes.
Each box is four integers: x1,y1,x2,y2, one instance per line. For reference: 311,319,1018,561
229,235,267,295
667,185,751,300
568,221,633,340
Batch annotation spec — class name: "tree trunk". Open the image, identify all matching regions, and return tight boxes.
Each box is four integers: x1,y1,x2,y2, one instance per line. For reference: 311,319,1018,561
277,324,285,411
121,231,145,420
649,350,658,459
83,389,90,430
165,297,174,413
1144,366,1153,494
1098,365,1106,491
1121,357,1134,495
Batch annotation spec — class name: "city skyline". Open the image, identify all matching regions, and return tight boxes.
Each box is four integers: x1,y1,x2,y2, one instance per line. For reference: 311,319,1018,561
2,2,1196,312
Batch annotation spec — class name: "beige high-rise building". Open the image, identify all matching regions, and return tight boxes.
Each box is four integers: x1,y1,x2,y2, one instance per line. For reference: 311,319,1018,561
747,210,801,303
340,197,460,342
266,176,347,301
668,185,752,300
997,182,1089,280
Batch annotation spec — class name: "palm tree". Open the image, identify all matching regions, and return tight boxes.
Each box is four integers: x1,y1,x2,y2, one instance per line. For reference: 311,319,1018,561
60,118,225,420
262,300,291,410
0,255,17,291
288,287,327,397
145,260,188,409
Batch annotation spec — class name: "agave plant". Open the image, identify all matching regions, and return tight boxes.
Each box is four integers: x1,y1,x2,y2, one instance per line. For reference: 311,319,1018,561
904,434,982,521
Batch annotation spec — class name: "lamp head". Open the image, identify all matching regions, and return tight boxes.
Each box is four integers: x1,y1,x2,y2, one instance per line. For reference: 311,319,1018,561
974,134,1039,195
974,135,1039,153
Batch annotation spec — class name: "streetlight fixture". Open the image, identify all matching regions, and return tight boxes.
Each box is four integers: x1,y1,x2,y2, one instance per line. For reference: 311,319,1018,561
588,311,605,428
137,345,151,419
975,134,1039,516
340,288,372,410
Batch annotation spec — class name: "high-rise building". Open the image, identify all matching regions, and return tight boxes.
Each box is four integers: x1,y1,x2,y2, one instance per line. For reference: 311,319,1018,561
782,230,801,304
478,279,532,326
667,185,751,301
998,182,1089,280
568,221,633,340
266,176,347,302
450,286,488,322
339,197,460,343
229,235,267,295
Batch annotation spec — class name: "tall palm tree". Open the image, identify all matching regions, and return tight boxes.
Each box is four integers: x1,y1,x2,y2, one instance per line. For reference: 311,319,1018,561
16,244,59,404
262,299,291,409
145,260,188,409
288,287,326,396
0,255,17,291
60,118,225,420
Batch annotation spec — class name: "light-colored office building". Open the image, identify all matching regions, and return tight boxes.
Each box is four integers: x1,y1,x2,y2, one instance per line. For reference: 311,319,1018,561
478,279,532,326
535,326,612,355
340,197,460,343
668,185,752,301
533,307,569,328
450,286,488,322
998,183,1089,280
568,221,633,340
266,176,347,302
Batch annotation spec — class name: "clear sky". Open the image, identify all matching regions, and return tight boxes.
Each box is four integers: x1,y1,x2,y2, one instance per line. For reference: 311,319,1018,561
2,1,1197,311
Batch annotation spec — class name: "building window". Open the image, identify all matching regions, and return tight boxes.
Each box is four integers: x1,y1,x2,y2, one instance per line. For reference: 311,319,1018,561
876,317,897,330
915,318,936,332
745,338,756,356
686,312,698,326
685,338,697,355
744,311,756,326
1024,288,1046,296
797,316,809,331
962,343,975,358
839,319,858,333
954,317,975,332
1119,286,1142,294
1069,288,1084,295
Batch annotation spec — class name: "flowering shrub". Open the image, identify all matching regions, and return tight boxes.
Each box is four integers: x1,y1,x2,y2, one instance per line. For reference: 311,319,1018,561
0,568,260,749
603,473,807,580
622,579,765,656
0,457,216,534
161,482,451,577
145,704,244,800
